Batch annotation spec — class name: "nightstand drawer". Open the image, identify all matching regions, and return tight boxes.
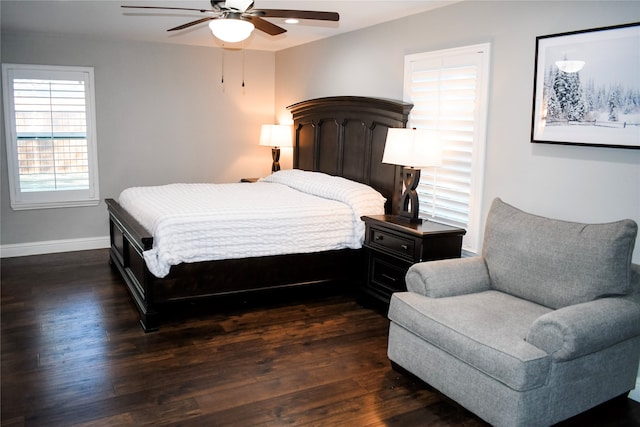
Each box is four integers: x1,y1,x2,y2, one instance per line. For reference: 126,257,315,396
370,255,408,294
369,228,415,259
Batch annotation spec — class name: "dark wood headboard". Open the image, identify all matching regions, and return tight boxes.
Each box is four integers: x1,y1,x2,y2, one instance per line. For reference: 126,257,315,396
288,96,413,214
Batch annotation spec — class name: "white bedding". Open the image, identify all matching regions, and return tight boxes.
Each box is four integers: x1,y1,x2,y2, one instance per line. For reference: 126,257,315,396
118,169,386,278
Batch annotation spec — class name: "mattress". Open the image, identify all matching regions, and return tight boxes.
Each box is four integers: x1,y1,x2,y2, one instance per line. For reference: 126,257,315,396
118,169,386,278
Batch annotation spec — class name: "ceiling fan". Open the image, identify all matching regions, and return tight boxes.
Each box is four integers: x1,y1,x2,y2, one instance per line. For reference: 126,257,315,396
121,0,340,43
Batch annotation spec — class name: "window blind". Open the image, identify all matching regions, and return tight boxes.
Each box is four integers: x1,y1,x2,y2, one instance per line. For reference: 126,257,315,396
408,64,477,228
404,45,490,253
13,78,89,192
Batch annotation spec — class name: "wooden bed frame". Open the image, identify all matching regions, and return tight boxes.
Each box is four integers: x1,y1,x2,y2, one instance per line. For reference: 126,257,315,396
107,96,412,331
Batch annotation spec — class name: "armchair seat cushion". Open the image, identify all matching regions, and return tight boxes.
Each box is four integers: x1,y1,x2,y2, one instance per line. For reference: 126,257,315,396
389,290,553,391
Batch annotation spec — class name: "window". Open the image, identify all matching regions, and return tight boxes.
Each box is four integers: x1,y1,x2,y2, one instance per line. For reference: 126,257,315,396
404,44,490,254
2,64,99,210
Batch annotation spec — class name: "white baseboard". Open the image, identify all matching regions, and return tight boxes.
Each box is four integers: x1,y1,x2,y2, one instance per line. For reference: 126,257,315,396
0,236,110,258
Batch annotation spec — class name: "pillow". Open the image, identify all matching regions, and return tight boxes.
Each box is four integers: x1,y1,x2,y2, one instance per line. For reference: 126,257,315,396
261,169,386,243
260,169,386,216
483,198,637,309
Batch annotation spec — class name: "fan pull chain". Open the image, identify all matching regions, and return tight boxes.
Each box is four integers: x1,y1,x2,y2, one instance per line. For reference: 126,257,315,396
241,48,246,88
221,47,225,85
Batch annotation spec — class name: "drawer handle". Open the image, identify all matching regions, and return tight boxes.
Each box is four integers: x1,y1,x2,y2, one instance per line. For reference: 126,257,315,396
401,244,409,250
381,273,397,282
375,235,384,241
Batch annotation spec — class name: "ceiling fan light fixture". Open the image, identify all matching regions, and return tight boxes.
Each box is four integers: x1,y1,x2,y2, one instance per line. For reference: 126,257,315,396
208,17,254,43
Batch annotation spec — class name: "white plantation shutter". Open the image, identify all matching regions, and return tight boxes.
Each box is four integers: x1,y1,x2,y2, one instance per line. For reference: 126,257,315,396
14,78,89,191
404,44,490,253
2,64,100,210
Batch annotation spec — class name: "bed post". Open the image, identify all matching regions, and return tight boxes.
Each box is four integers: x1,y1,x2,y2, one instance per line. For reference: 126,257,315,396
106,198,159,332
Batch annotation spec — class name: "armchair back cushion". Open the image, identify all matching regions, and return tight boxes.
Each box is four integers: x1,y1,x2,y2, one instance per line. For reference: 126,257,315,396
482,198,637,309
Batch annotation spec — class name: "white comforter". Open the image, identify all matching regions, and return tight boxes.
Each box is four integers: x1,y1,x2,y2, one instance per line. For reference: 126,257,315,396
118,169,386,278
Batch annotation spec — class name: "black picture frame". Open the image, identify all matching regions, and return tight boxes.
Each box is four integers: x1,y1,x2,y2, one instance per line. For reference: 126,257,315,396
531,22,640,149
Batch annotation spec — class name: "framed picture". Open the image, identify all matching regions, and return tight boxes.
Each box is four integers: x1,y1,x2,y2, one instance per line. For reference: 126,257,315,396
531,22,640,149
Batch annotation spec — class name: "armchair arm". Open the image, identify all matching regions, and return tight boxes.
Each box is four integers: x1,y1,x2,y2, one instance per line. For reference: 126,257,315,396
626,263,640,305
405,256,491,298
526,297,640,362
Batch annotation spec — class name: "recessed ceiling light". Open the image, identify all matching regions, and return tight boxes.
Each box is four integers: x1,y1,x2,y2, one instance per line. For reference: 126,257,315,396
285,18,299,24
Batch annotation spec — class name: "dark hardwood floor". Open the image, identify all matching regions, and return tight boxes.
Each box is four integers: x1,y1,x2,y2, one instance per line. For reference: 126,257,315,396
2,249,639,427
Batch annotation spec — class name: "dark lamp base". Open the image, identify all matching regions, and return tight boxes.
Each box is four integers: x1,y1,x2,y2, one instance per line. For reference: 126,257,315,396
271,147,281,172
398,166,422,223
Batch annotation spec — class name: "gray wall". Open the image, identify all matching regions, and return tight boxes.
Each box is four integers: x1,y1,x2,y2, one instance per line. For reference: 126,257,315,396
275,1,640,264
1,33,276,245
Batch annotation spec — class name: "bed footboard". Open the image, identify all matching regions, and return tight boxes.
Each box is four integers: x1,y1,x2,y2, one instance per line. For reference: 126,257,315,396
106,198,159,331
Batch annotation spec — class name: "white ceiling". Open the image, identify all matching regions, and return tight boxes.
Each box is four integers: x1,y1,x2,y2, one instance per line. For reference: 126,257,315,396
1,0,458,52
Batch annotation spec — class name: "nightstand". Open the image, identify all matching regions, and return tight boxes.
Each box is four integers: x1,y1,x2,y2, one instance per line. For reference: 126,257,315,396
361,215,466,306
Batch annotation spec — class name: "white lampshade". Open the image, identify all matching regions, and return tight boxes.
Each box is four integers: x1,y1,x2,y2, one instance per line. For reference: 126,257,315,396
555,60,585,73
382,128,442,168
259,124,293,148
209,17,255,43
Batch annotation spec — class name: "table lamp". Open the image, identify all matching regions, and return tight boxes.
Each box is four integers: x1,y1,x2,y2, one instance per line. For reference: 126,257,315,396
259,124,293,172
382,128,443,223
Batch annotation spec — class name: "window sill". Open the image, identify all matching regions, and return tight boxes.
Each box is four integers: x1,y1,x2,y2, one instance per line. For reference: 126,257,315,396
10,198,100,211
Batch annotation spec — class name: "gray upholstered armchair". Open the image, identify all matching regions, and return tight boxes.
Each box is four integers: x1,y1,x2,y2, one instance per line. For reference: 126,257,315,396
387,198,640,427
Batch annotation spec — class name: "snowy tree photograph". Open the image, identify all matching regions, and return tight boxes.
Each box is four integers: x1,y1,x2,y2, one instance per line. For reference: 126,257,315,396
532,23,639,148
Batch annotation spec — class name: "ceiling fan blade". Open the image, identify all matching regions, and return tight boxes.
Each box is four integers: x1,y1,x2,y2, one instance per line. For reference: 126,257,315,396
167,17,215,32
243,16,286,36
254,9,339,22
121,5,212,13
